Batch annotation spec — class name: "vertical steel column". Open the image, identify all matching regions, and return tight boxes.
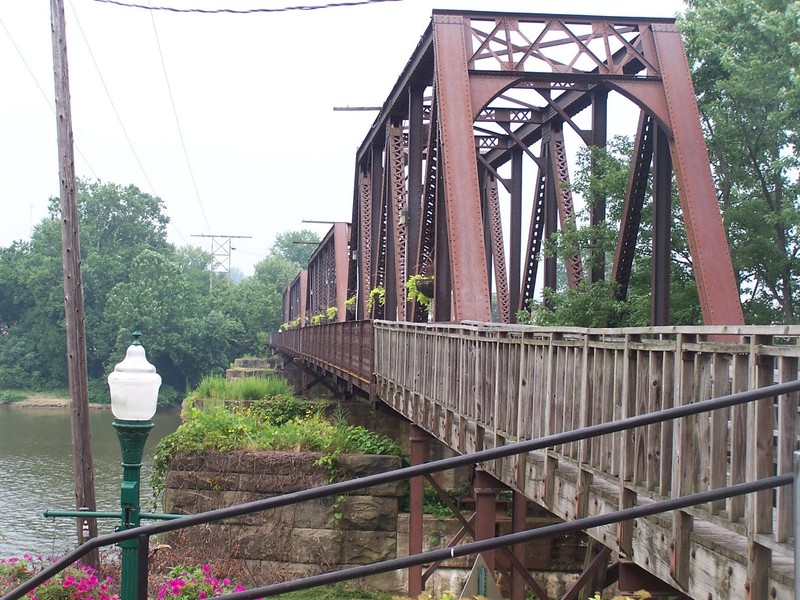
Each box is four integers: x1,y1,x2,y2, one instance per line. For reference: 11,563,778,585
590,88,608,283
542,138,558,297
408,425,428,597
432,15,491,322
406,85,425,317
652,24,743,325
510,147,523,318
434,167,452,322
333,223,350,322
370,145,384,296
511,491,527,600
357,166,372,320
652,126,672,326
474,469,499,571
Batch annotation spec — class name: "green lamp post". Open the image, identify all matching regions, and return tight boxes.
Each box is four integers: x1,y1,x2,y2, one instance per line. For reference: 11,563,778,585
108,330,161,600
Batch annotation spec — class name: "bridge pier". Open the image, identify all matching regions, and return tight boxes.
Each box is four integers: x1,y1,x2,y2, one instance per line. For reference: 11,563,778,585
408,425,429,597
474,469,501,571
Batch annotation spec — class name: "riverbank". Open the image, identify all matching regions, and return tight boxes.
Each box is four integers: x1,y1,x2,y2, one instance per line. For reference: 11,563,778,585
0,393,109,409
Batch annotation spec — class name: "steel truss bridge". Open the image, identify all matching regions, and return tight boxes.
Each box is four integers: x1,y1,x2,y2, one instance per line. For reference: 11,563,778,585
273,10,798,600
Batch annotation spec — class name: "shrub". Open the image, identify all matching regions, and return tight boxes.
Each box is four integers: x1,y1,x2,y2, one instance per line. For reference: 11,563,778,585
151,386,406,494
0,390,26,405
188,375,293,402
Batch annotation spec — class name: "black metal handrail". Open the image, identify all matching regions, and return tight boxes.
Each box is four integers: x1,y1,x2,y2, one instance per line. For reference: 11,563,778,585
3,378,799,600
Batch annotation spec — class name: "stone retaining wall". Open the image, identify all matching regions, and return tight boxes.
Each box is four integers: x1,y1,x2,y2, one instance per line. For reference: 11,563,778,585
163,450,404,589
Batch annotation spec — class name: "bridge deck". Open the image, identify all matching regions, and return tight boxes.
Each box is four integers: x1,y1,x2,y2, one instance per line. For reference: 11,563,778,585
270,321,800,600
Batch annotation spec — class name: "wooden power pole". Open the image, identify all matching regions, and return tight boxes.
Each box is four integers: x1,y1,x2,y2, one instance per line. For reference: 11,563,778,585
50,0,99,566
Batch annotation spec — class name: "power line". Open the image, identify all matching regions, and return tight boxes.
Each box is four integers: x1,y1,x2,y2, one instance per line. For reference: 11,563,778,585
64,0,190,246
92,0,403,14
66,0,157,195
0,15,99,180
147,0,213,234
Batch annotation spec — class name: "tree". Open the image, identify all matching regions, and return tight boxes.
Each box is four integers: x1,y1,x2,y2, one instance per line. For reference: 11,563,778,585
269,229,320,266
680,0,800,323
524,138,702,327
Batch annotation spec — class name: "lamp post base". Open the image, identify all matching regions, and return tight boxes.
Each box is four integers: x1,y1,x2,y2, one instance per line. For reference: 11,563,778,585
113,419,154,600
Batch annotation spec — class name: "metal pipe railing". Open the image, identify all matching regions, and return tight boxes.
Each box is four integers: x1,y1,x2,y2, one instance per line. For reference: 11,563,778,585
3,377,799,600
216,473,792,600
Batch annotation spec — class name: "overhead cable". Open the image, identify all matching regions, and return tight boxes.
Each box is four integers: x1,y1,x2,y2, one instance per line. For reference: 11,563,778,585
0,15,99,180
147,1,213,234
92,0,403,14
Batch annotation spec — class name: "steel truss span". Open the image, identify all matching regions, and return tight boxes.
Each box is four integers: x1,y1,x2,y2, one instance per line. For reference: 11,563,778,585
346,11,743,326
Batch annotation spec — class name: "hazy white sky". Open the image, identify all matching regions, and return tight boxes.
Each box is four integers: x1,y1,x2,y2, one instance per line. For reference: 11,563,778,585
0,0,684,275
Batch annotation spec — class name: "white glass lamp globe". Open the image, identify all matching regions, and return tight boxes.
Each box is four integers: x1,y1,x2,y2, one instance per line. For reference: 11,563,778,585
108,341,161,421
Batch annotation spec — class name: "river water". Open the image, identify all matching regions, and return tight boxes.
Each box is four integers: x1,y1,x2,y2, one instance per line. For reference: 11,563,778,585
0,406,180,558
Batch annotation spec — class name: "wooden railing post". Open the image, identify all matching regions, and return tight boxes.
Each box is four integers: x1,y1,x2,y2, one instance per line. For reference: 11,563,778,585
745,335,774,600
670,333,694,588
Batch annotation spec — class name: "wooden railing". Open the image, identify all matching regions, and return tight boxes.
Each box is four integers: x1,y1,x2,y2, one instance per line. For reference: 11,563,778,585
272,320,800,598
270,320,374,388
372,321,800,597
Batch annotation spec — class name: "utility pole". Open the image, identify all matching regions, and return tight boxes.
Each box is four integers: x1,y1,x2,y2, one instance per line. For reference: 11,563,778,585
191,234,251,290
50,0,99,567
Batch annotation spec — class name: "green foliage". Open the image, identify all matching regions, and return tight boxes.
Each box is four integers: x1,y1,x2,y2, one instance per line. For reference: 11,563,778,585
188,375,293,402
152,380,406,493
157,565,246,599
680,0,800,322
0,390,26,405
272,583,392,600
325,306,338,321
534,137,703,327
405,275,433,311
367,287,386,313
269,229,320,266
0,556,114,600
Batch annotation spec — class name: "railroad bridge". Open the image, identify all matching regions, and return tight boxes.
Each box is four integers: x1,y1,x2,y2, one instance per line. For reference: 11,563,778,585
271,10,798,600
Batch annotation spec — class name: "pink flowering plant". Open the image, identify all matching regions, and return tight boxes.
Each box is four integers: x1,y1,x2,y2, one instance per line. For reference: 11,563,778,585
0,555,116,600
155,565,246,600
1,556,251,600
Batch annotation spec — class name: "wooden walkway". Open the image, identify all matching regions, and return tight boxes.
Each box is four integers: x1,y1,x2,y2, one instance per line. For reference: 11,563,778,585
270,322,800,600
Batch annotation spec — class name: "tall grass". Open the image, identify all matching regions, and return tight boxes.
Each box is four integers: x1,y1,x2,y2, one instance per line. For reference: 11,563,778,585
191,375,293,401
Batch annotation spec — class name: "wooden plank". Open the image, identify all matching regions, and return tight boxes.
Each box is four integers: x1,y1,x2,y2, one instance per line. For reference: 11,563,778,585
745,335,774,600
646,349,663,491
695,352,713,499
709,352,731,513
775,355,798,542
670,333,695,588
621,335,638,483
633,349,649,485
729,352,748,522
659,348,675,497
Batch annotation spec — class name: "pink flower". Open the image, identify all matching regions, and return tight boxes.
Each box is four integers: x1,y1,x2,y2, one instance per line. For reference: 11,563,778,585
201,565,211,575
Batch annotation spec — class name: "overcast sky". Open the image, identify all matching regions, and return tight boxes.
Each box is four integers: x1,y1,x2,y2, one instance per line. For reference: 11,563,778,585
0,0,684,275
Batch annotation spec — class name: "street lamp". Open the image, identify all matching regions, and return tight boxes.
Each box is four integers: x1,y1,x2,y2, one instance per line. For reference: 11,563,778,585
108,330,161,600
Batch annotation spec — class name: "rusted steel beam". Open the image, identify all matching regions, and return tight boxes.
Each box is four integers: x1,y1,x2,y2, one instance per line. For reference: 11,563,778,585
485,174,511,323
652,126,672,326
651,24,743,325
433,14,492,322
521,167,546,310
590,88,608,284
357,166,372,319
510,147,523,318
613,113,654,300
550,125,584,290
408,426,428,597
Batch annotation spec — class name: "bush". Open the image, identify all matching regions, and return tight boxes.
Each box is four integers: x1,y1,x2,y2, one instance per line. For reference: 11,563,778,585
151,383,406,494
157,385,182,407
189,375,293,402
0,390,26,405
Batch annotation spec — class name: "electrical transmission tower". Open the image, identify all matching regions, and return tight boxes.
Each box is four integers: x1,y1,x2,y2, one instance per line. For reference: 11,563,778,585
191,234,252,290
